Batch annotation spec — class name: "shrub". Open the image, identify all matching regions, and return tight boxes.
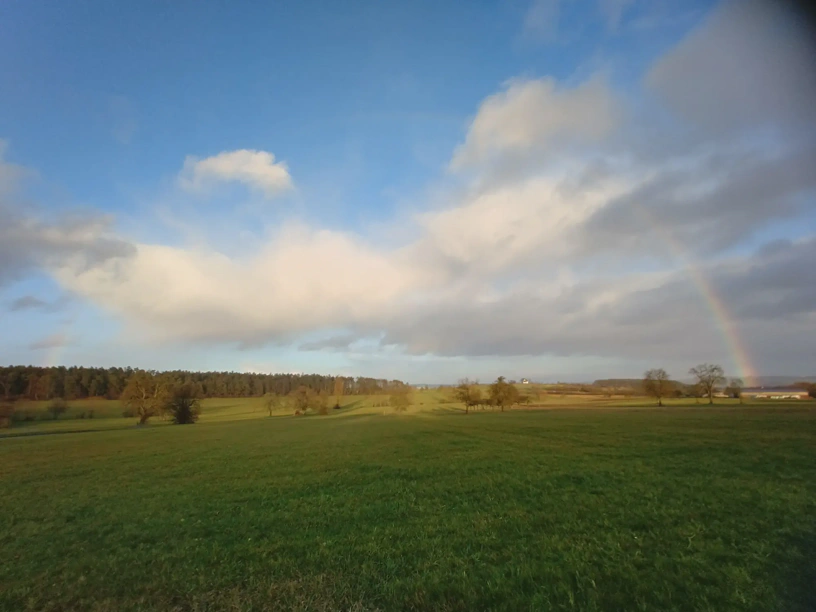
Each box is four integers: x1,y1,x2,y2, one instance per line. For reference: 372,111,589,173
12,410,36,422
316,392,330,416
163,383,201,425
390,387,412,412
48,398,68,420
290,386,328,415
0,403,13,429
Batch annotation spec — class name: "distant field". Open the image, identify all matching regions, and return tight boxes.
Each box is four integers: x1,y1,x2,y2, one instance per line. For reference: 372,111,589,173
1,403,814,611
2,388,802,438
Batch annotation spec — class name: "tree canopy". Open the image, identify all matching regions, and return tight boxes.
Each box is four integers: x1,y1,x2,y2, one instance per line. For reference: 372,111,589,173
489,376,520,412
453,379,482,414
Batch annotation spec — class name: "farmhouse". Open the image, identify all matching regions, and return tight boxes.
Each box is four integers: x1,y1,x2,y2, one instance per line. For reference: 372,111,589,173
742,387,810,400
520,378,530,384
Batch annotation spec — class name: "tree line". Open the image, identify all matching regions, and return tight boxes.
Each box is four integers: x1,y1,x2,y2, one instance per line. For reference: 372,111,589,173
0,366,405,402
643,363,749,406
453,377,531,414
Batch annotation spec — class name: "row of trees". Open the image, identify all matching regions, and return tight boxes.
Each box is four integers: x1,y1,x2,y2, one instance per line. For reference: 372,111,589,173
261,380,416,417
0,366,405,402
453,377,530,414
122,372,413,423
643,363,745,406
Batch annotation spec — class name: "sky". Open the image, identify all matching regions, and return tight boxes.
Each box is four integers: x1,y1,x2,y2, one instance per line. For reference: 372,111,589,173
1,0,815,384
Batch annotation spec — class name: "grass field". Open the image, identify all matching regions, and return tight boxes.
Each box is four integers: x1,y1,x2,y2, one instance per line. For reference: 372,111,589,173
1,402,815,611
1,388,779,438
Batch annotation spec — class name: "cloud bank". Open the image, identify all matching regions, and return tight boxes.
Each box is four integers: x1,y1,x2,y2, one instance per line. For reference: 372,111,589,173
6,0,816,376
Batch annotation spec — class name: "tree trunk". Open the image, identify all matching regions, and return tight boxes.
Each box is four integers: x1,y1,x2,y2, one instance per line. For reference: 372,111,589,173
658,398,663,407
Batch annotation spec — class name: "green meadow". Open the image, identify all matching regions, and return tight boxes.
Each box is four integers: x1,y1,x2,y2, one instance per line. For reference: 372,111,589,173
1,399,815,611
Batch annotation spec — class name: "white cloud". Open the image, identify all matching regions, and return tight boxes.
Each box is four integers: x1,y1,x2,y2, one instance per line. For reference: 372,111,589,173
646,0,816,136
450,76,621,171
54,223,437,347
417,170,632,277
178,149,293,197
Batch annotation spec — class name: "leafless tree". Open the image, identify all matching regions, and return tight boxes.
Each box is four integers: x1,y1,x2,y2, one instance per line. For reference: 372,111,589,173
725,378,744,403
121,371,171,425
489,376,520,412
263,392,285,417
643,369,672,407
453,379,482,414
389,385,412,412
0,402,14,428
689,363,726,405
290,386,328,415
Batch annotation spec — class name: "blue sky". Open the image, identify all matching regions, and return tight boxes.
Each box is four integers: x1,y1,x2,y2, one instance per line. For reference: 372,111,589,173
1,0,815,383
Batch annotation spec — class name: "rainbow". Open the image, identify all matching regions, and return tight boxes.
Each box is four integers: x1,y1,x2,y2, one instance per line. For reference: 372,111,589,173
638,209,758,384
682,261,758,384
42,319,73,369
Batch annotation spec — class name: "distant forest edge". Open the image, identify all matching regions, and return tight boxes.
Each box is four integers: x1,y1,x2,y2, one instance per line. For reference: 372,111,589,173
2,367,814,404
0,366,405,401
593,377,816,389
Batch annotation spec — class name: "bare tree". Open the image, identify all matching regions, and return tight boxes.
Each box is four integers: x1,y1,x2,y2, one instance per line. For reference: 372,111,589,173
48,398,68,420
316,390,330,415
689,363,726,405
263,392,285,417
0,402,14,428
725,378,744,403
389,385,412,413
453,379,482,414
290,386,328,415
643,369,672,407
333,376,345,410
489,376,520,412
121,370,171,425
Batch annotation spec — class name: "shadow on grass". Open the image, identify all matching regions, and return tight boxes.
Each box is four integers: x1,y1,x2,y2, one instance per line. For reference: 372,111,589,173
777,528,816,612
333,399,366,413
0,424,138,440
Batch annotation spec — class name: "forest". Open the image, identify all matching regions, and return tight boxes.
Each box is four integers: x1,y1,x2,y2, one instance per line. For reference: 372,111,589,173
0,365,404,401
